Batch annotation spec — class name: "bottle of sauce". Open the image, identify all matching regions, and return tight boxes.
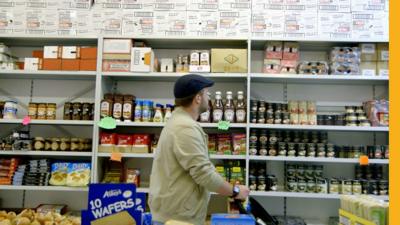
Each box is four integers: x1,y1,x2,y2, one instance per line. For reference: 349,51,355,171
100,94,113,118
199,92,212,122
113,94,123,121
164,104,173,122
236,91,246,123
224,91,235,122
153,104,164,123
212,91,223,123
123,95,135,122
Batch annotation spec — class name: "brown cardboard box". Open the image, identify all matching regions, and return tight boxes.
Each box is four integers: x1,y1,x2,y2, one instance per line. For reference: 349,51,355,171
32,50,44,58
211,49,247,73
62,59,80,71
102,60,130,72
42,59,62,70
377,43,389,61
360,62,377,76
80,59,97,71
360,43,378,62
81,47,97,59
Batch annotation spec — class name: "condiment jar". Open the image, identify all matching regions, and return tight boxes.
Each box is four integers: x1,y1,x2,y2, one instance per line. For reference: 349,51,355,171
3,101,18,119
37,103,47,120
34,137,45,150
46,103,56,120
60,138,70,151
84,138,92,151
249,143,258,155
45,138,52,151
345,106,355,113
359,119,371,127
72,102,82,120
153,104,164,123
100,94,113,118
70,138,80,151
259,143,268,156
268,143,277,156
113,95,123,121
51,138,60,151
82,103,91,120
28,103,38,119
63,102,72,120
78,138,85,151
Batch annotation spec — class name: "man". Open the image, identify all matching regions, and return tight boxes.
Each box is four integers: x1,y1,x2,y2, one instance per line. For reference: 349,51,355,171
149,74,250,225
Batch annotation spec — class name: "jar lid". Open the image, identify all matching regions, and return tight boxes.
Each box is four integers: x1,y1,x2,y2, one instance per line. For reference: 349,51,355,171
34,137,45,141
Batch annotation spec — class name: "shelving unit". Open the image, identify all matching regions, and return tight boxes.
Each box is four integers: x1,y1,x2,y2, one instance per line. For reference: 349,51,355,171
0,34,389,219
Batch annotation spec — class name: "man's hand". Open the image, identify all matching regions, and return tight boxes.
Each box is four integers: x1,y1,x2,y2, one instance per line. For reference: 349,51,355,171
235,185,250,200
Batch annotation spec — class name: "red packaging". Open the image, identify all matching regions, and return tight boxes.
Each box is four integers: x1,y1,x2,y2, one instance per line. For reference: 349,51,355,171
208,134,217,154
232,133,246,155
100,133,117,145
282,42,300,61
265,42,283,59
217,134,232,155
117,134,133,146
132,134,151,146
281,60,298,68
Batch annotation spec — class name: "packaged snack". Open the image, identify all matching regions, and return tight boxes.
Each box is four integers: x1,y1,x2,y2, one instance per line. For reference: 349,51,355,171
49,162,69,186
232,133,246,155
66,163,91,187
125,168,140,187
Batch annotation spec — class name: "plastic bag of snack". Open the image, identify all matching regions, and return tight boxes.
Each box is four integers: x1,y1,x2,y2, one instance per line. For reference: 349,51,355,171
66,163,91,187
49,162,69,186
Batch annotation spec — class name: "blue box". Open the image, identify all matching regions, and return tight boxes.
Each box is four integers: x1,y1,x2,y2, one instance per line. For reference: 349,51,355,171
211,214,255,225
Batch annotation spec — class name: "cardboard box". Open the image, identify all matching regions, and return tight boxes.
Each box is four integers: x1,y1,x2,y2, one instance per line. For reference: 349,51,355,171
154,11,186,37
57,10,77,36
44,46,61,59
42,59,62,70
252,0,285,11
263,59,281,73
132,134,150,154
80,47,97,59
283,42,300,60
121,0,154,10
360,62,376,76
360,43,378,62
186,11,218,37
251,10,285,38
25,9,46,35
60,0,93,10
377,43,389,61
11,9,25,35
0,9,13,34
95,0,122,9
132,11,155,36
281,59,298,68
103,53,131,60
377,61,388,76
62,59,80,70
351,0,385,12
44,9,58,36
318,12,352,39
80,59,97,71
211,48,247,73
160,58,174,72
317,0,351,12
130,47,154,72
352,12,388,40
102,60,130,72
218,10,250,38
76,10,93,36
62,46,80,59
24,58,41,71
32,50,44,58
188,0,218,11
285,0,317,11
219,0,251,11
103,39,132,54
102,9,123,35
284,11,318,39
153,0,186,11
265,41,283,59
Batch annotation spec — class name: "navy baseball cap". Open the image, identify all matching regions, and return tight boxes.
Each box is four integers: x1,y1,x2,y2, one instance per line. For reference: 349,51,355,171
174,74,214,98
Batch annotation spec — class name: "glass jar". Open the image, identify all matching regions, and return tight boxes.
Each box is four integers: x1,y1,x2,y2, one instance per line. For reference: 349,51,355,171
316,143,326,157
249,144,258,156
258,101,266,113
357,113,367,121
63,102,72,120
28,103,38,119
250,130,258,142
34,137,45,150
287,143,296,157
278,142,287,156
60,138,70,151
70,138,80,151
250,111,257,123
266,111,274,124
84,138,92,151
345,106,355,113
274,112,282,124
298,143,306,157
72,102,82,120
37,103,47,120
259,143,268,156
153,104,164,123
286,177,297,192
82,103,91,120
259,130,268,143
282,112,290,124
250,100,258,112
51,138,60,151
307,143,316,157
46,103,56,120
257,111,265,124
268,143,277,156
44,138,52,151
355,106,364,114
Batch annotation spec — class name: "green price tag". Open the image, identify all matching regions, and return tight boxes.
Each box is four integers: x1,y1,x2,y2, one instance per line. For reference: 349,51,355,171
217,121,230,130
98,117,117,129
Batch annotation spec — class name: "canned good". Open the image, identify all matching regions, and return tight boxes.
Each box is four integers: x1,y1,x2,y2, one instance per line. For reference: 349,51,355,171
314,165,324,178
346,113,357,122
359,119,371,127
3,100,18,119
355,106,364,114
357,113,367,121
304,165,314,180
297,165,305,179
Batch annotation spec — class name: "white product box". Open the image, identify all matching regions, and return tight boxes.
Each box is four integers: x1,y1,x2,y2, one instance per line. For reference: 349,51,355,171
11,9,25,35
24,0,47,9
95,0,122,8
218,10,250,38
121,0,154,10
57,10,77,36
76,10,94,36
90,5,103,34
130,47,154,72
155,11,186,37
153,0,186,11
252,10,285,38
318,12,352,39
351,0,385,12
186,11,218,37
252,0,285,11
128,11,155,36
360,62,376,76
352,12,388,40
317,0,350,12
103,39,132,54
43,9,58,36
188,0,218,11
284,11,318,39
44,46,61,58
285,0,317,11
24,58,41,70
102,9,123,35
25,9,46,35
62,46,79,59
0,9,13,34
122,10,135,35
0,0,18,8
160,58,174,72
219,0,251,11
60,0,93,10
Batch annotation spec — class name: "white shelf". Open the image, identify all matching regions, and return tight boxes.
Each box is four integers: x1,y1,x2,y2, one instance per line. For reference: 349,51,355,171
115,121,247,128
250,74,389,85
0,70,96,80
209,155,246,160
0,119,94,126
97,153,155,158
0,151,92,157
248,156,389,164
249,124,389,132
250,191,389,201
0,185,88,192
102,72,247,82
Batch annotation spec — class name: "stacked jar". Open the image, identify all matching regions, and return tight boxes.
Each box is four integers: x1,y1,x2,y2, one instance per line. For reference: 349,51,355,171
63,102,94,120
28,102,57,120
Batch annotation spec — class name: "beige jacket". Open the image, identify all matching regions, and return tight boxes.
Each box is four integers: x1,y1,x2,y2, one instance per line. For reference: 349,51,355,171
149,107,225,225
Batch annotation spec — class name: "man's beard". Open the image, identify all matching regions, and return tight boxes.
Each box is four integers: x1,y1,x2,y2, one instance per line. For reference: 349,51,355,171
199,102,208,114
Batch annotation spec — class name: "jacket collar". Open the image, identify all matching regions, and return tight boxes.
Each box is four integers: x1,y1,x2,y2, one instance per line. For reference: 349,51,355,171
173,107,207,136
